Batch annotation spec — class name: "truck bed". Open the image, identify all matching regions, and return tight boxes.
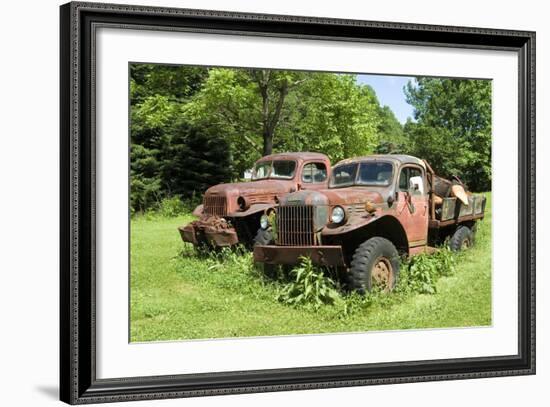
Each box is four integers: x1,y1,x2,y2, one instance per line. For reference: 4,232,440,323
429,195,486,228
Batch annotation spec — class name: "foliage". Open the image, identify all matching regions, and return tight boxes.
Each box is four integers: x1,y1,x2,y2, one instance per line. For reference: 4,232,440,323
130,65,232,213
282,74,381,163
276,257,341,309
397,247,456,295
156,196,186,218
130,64,208,104
129,64,493,214
183,69,382,177
403,78,492,191
160,120,232,198
375,105,406,153
130,194,491,341
134,194,203,220
205,245,255,275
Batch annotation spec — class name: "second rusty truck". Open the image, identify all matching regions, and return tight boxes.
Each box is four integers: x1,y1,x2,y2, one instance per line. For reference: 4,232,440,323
179,152,331,248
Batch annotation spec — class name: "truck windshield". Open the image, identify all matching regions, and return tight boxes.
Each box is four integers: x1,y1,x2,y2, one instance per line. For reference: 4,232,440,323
330,162,393,187
252,160,296,180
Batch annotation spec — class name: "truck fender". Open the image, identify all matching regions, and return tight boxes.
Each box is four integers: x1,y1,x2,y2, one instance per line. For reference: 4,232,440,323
229,203,276,218
323,214,409,255
192,204,204,217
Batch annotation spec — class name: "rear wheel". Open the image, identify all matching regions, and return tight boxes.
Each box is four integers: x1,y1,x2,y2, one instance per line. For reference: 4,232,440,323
348,237,400,294
449,225,473,251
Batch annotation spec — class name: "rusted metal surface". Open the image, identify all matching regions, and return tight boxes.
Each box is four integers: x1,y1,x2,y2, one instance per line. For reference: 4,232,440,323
179,215,239,247
277,205,315,246
203,196,227,216
409,245,438,256
336,154,426,170
253,245,346,267
192,204,204,217
430,212,485,228
230,203,274,218
371,257,394,292
254,154,486,269
438,195,486,224
179,152,331,248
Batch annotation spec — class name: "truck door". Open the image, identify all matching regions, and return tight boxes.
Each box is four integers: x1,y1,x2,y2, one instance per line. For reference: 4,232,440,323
299,162,329,190
396,165,429,247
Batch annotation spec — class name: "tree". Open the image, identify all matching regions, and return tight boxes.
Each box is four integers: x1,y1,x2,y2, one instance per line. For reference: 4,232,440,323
184,70,382,175
161,121,232,198
130,64,208,105
182,68,308,176
280,74,381,162
403,78,492,190
130,94,181,212
129,64,398,212
251,70,306,156
375,105,405,154
129,64,214,212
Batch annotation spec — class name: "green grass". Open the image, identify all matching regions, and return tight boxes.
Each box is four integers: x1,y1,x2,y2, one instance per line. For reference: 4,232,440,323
130,194,491,342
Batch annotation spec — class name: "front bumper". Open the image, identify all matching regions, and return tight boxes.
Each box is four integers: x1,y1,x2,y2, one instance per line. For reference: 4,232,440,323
178,218,239,247
253,245,346,267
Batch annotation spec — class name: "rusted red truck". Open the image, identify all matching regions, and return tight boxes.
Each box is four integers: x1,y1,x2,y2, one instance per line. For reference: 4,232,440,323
179,152,331,248
253,154,486,293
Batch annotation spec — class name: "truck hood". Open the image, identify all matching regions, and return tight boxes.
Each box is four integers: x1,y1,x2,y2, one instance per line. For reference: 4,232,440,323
206,179,294,197
281,188,383,206
204,179,296,214
321,188,384,205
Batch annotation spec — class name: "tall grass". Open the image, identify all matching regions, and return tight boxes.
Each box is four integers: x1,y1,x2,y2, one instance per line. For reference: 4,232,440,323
130,193,492,341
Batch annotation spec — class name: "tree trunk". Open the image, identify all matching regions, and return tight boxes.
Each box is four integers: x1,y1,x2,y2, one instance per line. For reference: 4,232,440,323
258,70,272,156
263,132,273,156
254,69,289,156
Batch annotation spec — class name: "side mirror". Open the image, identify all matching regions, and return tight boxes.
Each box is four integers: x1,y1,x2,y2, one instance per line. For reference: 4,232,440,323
409,176,424,195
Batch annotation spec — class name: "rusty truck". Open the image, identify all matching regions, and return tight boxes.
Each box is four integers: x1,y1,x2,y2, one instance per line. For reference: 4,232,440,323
179,152,331,248
253,154,486,293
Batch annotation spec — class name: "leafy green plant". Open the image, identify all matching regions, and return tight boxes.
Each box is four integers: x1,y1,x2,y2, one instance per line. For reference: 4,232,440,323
277,257,341,309
398,247,456,294
337,292,374,319
203,245,259,278
267,210,278,241
157,196,186,218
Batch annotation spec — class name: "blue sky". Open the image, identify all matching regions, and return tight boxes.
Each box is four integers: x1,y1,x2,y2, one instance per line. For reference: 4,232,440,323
356,74,415,124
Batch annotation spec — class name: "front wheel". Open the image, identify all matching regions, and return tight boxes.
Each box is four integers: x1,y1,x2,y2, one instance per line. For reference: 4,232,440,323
348,237,400,294
253,228,277,277
253,227,274,246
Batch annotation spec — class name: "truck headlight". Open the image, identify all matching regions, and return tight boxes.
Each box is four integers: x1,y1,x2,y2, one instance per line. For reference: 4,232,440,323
331,206,345,224
260,214,269,230
237,196,248,211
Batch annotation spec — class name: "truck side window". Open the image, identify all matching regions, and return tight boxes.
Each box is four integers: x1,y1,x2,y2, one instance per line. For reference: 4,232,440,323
302,162,327,183
398,167,423,192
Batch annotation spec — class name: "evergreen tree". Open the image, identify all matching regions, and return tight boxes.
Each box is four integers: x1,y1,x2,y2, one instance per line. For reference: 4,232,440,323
161,121,232,198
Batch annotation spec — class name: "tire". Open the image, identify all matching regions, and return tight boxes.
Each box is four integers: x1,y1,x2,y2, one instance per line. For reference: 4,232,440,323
449,225,473,252
253,228,276,277
254,228,274,246
348,237,400,294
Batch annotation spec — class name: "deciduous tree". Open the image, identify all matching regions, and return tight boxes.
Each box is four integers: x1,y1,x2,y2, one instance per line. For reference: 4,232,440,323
404,78,491,190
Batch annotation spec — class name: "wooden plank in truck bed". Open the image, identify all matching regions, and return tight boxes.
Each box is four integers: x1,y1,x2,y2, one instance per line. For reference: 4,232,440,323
429,195,486,228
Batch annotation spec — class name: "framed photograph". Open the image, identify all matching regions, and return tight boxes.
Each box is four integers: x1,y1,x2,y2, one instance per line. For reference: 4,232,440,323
60,1,535,404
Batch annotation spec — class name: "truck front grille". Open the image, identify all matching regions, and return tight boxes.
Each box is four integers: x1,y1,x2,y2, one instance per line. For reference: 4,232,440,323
277,205,315,246
203,196,227,216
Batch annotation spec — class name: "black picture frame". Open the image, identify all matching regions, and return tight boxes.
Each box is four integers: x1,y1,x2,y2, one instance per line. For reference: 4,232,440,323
60,1,536,404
